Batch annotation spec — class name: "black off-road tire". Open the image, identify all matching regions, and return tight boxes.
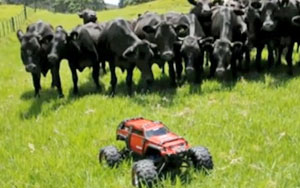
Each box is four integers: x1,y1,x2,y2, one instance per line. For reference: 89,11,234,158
189,146,213,171
99,146,122,167
132,159,158,188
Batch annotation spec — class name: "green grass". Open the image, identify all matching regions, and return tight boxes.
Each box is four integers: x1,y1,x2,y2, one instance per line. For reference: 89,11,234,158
0,5,23,20
1,1,300,187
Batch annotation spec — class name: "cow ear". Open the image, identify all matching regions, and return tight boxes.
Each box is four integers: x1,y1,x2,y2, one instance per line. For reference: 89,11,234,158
16,30,24,42
231,41,243,51
123,46,136,59
199,37,214,51
143,25,156,34
175,25,189,38
78,12,83,18
174,40,183,47
70,31,79,40
198,37,214,45
187,0,198,6
292,16,300,26
143,40,157,50
233,9,245,16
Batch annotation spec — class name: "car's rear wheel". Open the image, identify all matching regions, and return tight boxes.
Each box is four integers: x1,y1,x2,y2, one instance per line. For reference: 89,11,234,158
189,146,213,171
99,146,122,167
132,159,158,188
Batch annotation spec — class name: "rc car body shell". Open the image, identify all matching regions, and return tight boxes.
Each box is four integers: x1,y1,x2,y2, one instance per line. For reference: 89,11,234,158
116,117,190,157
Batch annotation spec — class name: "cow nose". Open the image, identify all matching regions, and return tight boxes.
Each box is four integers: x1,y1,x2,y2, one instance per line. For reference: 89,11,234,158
48,54,58,63
216,67,226,77
202,9,211,16
161,51,174,61
25,64,37,72
262,22,275,32
186,66,195,74
186,66,195,81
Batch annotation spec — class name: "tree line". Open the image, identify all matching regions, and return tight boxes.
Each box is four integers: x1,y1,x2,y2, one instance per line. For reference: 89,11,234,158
119,0,153,8
2,0,106,13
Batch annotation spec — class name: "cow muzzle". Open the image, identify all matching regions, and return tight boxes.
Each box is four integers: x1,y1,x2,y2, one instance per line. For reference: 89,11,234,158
262,21,275,32
186,66,195,81
48,54,59,64
216,67,226,77
161,51,174,61
25,64,37,73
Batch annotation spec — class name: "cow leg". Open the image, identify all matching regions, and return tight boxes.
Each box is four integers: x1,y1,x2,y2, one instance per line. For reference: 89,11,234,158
175,56,183,81
244,47,250,72
70,65,79,95
195,54,204,83
276,45,283,67
32,73,41,97
231,56,238,79
51,64,64,98
92,63,101,91
109,63,117,97
101,61,107,74
209,54,217,78
126,64,135,96
168,61,176,87
267,44,275,68
286,43,294,75
256,46,263,72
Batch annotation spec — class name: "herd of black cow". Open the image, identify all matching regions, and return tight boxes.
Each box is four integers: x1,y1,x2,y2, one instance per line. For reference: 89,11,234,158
16,0,300,98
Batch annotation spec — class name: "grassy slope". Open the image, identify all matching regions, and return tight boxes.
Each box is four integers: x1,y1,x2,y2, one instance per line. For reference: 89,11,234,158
0,5,23,20
1,1,300,187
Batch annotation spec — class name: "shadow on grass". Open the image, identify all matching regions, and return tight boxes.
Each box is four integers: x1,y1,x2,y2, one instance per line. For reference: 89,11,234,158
241,60,300,87
19,60,300,119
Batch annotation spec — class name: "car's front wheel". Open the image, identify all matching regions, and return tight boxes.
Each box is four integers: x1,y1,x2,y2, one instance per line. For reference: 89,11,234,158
132,159,158,188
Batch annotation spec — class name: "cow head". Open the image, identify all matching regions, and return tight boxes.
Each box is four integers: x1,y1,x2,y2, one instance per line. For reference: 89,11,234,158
188,0,213,17
178,36,213,80
142,21,177,61
17,29,53,73
122,40,155,85
47,26,69,65
78,9,97,24
212,39,243,76
261,0,279,32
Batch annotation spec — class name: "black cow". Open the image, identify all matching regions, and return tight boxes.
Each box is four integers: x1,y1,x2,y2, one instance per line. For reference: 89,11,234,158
244,0,264,71
48,23,103,94
210,6,246,78
17,21,63,97
134,12,180,86
166,12,213,83
188,0,214,36
98,19,155,96
78,9,98,24
275,0,298,75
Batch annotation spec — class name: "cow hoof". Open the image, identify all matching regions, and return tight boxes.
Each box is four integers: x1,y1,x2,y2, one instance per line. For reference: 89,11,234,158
34,93,40,98
58,94,64,98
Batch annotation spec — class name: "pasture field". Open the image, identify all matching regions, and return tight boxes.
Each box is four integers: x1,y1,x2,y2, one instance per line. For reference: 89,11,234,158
0,5,23,20
1,0,300,187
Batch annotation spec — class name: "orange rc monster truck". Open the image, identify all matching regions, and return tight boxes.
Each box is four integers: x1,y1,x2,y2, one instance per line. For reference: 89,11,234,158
99,117,213,187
